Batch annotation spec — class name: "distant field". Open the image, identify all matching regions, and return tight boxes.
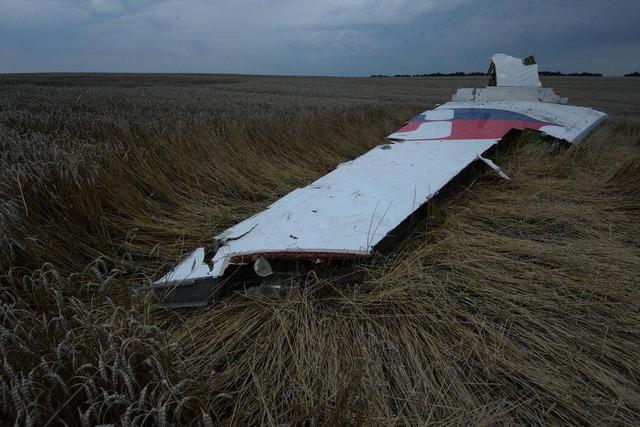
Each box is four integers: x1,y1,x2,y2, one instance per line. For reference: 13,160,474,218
1,74,639,425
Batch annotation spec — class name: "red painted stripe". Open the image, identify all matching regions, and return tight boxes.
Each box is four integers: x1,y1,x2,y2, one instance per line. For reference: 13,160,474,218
445,119,551,140
397,121,420,132
395,119,559,141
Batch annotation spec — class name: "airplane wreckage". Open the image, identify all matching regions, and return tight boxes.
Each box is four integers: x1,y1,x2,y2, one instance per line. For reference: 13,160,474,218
153,54,608,308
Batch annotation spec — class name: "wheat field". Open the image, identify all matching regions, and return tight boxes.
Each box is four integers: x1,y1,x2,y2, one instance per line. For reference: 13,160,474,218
1,74,639,425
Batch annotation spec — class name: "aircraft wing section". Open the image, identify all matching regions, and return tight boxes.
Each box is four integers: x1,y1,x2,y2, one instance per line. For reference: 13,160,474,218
153,54,607,308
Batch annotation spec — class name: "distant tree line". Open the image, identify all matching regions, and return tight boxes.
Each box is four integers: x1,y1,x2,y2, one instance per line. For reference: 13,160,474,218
371,71,606,78
625,72,640,77
539,71,603,77
370,72,487,77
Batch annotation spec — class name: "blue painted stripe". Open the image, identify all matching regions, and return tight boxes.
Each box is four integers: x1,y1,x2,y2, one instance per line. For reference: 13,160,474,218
408,115,427,122
408,108,546,123
452,108,545,123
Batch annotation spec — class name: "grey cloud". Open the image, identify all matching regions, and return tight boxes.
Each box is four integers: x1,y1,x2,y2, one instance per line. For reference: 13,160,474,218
0,0,638,75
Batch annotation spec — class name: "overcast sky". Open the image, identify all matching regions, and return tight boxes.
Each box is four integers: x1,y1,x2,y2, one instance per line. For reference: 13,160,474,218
1,0,639,76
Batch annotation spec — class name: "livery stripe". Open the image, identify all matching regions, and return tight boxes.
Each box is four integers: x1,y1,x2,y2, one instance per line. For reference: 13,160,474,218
408,108,548,124
451,108,547,123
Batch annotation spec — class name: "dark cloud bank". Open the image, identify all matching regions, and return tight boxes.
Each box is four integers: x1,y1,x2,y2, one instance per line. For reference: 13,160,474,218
1,0,639,76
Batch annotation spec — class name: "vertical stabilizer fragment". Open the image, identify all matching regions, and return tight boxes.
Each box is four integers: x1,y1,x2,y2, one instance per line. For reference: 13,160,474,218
489,53,542,87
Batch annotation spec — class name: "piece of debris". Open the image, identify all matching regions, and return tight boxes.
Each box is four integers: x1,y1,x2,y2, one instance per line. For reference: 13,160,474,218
253,256,273,277
478,156,511,180
153,54,607,308
489,53,541,87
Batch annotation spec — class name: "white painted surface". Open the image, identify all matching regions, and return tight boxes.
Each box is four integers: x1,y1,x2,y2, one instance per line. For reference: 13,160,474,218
388,120,453,141
423,109,455,120
157,139,496,284
492,53,542,87
214,139,493,251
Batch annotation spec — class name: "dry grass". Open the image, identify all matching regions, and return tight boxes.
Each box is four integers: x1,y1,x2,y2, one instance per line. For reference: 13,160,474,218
1,74,639,425
171,123,640,425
